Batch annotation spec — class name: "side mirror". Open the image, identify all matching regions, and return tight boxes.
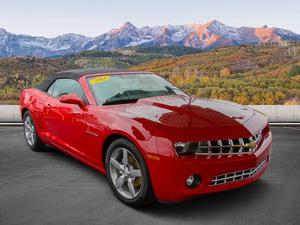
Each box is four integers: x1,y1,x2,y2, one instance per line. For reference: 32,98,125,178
59,93,86,109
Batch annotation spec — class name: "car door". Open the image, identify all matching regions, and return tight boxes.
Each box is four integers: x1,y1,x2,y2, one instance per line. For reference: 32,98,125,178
44,78,87,157
43,80,63,143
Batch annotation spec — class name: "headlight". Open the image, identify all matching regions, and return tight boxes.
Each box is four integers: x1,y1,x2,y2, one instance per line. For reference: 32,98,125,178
174,141,209,155
173,142,190,154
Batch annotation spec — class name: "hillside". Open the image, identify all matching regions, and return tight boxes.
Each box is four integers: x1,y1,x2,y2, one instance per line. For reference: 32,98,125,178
70,46,201,69
131,44,300,105
0,57,79,104
0,44,299,105
0,46,199,104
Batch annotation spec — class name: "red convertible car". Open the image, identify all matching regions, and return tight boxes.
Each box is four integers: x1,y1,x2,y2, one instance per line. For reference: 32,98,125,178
20,69,272,207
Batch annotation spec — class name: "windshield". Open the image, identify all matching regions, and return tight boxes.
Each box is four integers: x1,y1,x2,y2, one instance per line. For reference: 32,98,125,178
87,73,186,105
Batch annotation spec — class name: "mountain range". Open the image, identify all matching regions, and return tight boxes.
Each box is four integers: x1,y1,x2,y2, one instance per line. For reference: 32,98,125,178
1,20,300,57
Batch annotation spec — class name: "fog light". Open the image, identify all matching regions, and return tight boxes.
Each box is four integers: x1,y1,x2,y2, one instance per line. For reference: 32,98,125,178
186,174,201,188
186,175,195,186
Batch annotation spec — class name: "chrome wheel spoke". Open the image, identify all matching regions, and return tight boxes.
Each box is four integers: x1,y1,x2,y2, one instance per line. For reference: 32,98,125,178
25,122,31,130
122,149,128,166
115,175,126,189
127,178,136,197
30,133,35,144
130,169,141,178
110,158,124,171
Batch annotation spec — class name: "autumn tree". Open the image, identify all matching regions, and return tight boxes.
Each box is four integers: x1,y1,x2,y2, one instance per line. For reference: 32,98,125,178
220,67,231,78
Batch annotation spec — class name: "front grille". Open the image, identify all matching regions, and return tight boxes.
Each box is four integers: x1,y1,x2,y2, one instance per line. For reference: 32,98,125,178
210,159,267,186
193,132,262,156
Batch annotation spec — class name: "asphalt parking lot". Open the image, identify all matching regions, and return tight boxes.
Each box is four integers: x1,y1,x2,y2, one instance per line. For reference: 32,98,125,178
0,126,299,225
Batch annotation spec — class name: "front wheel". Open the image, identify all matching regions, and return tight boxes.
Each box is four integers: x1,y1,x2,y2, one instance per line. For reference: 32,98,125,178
105,138,155,207
23,111,45,151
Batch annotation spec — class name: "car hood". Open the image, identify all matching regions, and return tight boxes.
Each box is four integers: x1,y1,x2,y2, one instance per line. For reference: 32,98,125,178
123,95,253,124
113,95,263,140
102,95,267,141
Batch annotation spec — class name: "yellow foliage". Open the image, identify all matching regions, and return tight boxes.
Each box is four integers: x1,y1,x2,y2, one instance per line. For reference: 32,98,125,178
233,94,249,105
220,67,231,77
292,75,300,82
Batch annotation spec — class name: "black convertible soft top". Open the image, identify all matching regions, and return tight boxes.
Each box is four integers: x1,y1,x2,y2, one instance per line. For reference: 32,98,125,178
36,68,126,92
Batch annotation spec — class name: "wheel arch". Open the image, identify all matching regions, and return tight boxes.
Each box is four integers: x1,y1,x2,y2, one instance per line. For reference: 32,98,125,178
21,107,28,119
102,133,124,165
101,131,148,167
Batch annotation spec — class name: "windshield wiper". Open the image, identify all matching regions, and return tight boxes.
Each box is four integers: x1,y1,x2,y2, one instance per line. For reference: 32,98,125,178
102,98,139,105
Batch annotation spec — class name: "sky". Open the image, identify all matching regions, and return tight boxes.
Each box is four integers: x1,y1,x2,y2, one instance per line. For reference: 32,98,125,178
0,0,299,37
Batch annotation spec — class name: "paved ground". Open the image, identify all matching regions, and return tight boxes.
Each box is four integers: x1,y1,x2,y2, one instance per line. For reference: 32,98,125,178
0,126,299,225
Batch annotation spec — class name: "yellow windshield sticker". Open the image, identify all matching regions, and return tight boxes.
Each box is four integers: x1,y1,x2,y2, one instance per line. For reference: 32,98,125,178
89,76,111,85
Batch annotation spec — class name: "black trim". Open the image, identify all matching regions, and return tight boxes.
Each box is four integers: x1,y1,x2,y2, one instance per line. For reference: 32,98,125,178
36,69,126,92
38,78,89,104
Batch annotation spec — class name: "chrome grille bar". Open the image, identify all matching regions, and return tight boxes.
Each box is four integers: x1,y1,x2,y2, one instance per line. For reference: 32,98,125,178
228,139,234,153
207,141,212,155
210,159,267,186
194,132,262,156
238,138,244,153
217,140,223,155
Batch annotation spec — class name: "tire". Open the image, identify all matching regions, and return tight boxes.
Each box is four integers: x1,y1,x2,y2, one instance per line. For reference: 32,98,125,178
23,111,45,152
105,138,156,207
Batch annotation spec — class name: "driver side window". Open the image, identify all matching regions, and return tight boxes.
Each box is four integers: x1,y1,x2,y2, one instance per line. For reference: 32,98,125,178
47,79,85,100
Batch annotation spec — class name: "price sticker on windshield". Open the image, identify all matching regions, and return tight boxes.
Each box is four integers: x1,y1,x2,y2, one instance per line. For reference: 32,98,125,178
89,76,111,85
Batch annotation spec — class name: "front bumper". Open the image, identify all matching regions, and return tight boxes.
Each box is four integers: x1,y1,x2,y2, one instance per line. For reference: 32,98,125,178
151,132,272,203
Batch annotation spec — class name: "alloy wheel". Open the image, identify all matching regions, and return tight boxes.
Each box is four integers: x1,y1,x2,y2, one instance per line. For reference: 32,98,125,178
109,147,142,199
24,115,36,146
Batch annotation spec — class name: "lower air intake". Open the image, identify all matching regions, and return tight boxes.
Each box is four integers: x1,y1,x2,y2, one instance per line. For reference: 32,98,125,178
210,159,267,186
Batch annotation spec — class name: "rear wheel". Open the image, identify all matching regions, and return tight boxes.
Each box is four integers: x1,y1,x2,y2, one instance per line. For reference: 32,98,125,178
23,111,45,151
105,138,155,207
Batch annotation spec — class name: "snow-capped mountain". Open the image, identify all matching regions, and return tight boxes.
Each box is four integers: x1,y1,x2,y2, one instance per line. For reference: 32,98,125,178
0,20,300,57
0,28,92,57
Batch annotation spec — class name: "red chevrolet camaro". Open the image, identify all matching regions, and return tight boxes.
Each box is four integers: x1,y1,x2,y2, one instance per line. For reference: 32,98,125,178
20,69,272,207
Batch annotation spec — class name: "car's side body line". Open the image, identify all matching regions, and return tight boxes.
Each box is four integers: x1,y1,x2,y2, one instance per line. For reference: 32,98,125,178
49,137,106,174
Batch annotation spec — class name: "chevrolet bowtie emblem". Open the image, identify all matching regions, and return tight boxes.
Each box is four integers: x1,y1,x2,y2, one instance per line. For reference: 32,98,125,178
244,141,257,149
